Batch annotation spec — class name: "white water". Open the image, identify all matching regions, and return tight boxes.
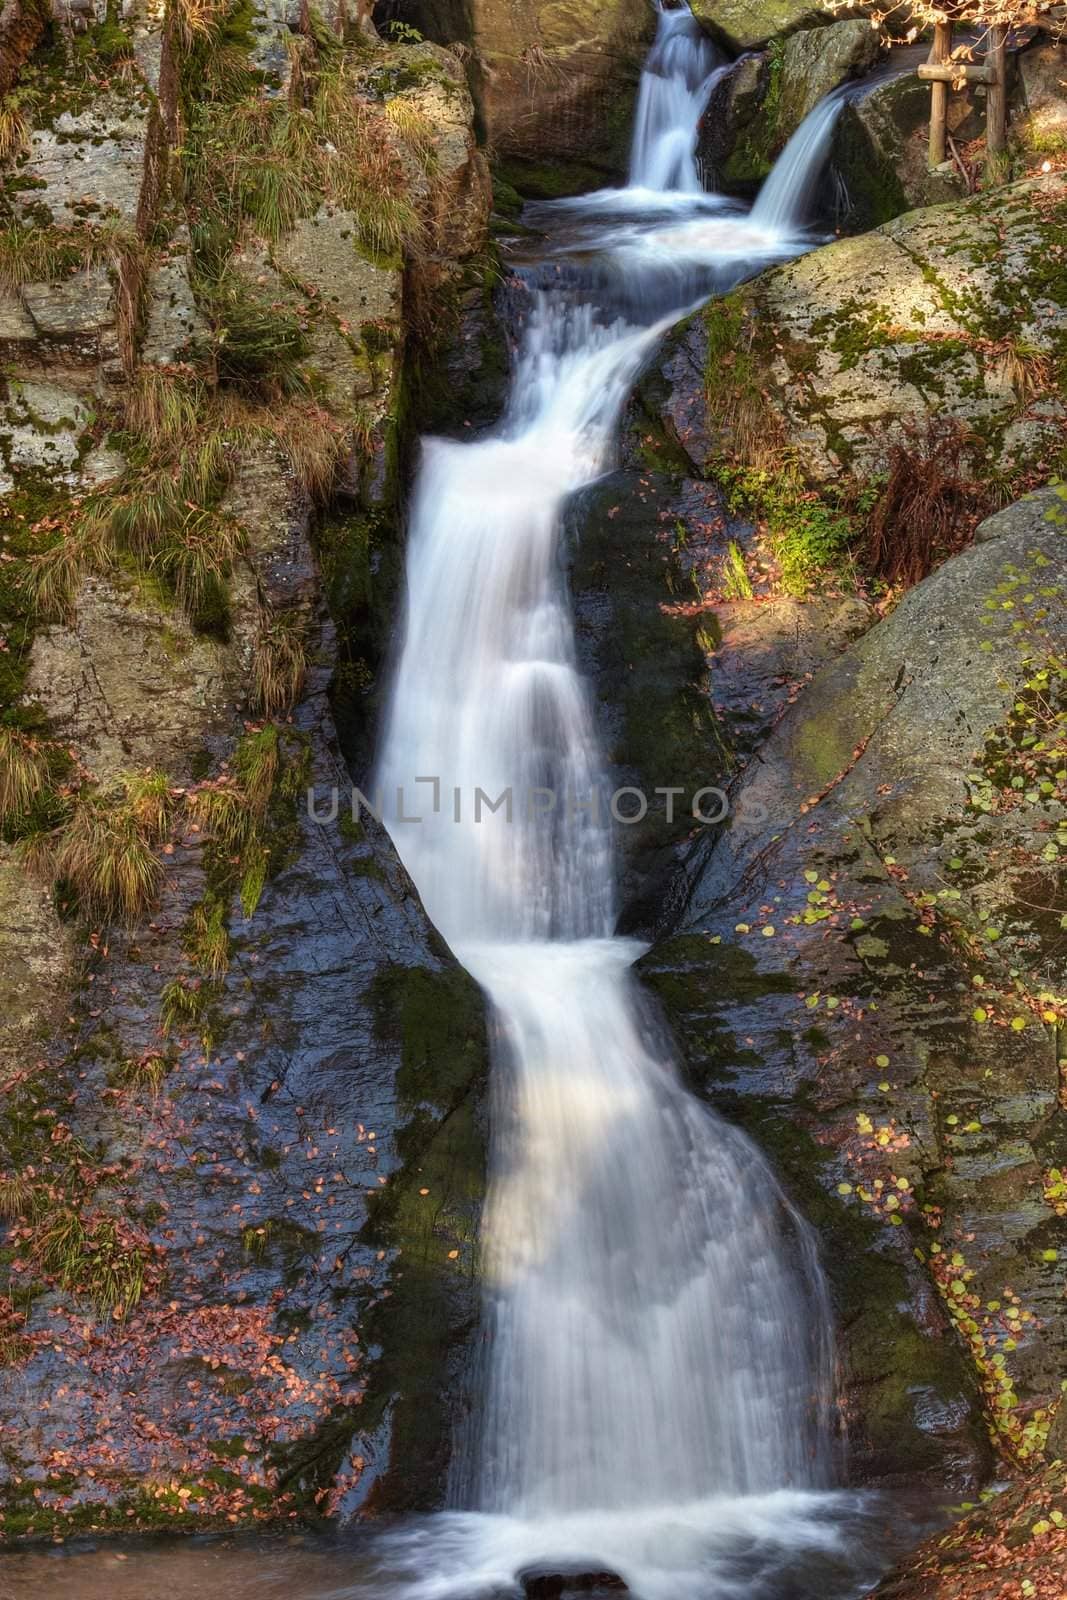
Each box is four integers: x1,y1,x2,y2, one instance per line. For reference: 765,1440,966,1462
629,3,724,193
751,89,847,230
372,9,875,1597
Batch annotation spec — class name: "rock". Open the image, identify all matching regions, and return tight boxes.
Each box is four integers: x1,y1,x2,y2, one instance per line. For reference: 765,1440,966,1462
22,266,114,339
14,97,149,227
778,19,882,131
645,497,1067,1484
521,1569,629,1596
699,51,773,187
689,0,835,53
0,850,71,1080
24,576,239,785
141,250,210,366
973,483,1064,543
1018,36,1067,149
353,42,490,262
699,173,1067,482
408,0,653,172
273,207,403,326
831,71,971,229
0,378,94,482
875,1460,1067,1597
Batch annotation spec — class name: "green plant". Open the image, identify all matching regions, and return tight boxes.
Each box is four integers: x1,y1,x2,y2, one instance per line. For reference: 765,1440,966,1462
721,464,855,598
113,1053,170,1095
49,771,173,925
186,895,230,977
721,540,753,601
30,1208,150,1319
159,975,210,1037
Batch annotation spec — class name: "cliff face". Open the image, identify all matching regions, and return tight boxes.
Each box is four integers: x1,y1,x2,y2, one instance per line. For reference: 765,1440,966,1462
400,0,654,178
0,0,493,1535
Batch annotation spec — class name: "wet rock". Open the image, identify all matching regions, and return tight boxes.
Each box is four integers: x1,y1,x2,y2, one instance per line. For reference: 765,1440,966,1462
520,1568,629,1597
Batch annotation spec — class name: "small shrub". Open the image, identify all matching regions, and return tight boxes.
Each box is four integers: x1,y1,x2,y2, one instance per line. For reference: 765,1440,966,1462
113,1053,170,1095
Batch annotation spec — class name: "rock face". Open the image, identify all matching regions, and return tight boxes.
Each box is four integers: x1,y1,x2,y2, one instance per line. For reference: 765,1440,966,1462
831,71,972,230
698,173,1067,482
405,0,653,174
0,0,493,1539
639,488,1067,1487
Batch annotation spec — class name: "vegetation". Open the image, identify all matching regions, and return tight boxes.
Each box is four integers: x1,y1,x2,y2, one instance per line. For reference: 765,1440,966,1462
49,771,174,925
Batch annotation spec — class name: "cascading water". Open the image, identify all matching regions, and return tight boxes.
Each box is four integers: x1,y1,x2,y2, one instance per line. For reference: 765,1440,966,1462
628,2,724,193
370,9,882,1597
750,89,847,231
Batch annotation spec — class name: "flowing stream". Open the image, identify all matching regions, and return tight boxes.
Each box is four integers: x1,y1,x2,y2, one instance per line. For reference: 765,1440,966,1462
373,7,880,1597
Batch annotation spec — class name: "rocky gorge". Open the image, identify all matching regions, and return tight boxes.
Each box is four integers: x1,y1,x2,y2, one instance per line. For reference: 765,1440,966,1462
0,2,1063,1599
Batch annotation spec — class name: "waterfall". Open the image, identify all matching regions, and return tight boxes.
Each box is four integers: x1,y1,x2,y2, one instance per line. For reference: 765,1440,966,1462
751,89,847,230
628,1,723,193
370,9,874,1597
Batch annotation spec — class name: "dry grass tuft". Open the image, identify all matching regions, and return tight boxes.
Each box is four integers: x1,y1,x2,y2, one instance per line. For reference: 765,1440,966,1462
866,419,986,589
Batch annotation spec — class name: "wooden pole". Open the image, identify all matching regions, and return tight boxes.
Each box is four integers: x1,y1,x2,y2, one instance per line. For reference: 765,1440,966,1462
928,20,952,168
987,24,1008,157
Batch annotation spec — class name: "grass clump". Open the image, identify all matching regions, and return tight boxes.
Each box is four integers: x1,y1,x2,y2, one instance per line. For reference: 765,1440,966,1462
29,1208,152,1319
184,57,426,261
186,894,230,977
186,721,309,929
251,609,308,718
43,770,174,926
721,540,753,601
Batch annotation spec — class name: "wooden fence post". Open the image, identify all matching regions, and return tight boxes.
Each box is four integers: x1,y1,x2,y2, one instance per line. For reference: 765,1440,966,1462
928,20,953,167
987,24,1008,156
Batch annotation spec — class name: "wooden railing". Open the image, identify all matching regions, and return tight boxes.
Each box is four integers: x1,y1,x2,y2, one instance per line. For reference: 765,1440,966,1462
919,22,1008,165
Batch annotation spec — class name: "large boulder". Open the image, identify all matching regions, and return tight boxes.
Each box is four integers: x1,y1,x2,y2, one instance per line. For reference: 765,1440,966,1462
777,17,881,131
700,19,883,191
831,70,973,230
689,0,837,52
643,488,1067,1485
696,172,1067,482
